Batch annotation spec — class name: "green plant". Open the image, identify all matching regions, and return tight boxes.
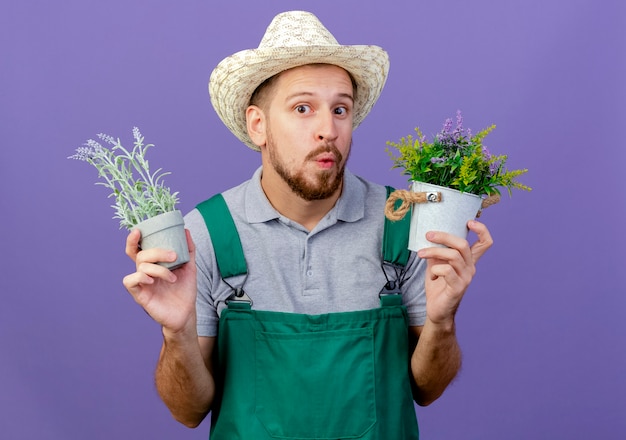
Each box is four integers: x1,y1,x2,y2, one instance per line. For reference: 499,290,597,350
386,111,531,196
69,127,179,229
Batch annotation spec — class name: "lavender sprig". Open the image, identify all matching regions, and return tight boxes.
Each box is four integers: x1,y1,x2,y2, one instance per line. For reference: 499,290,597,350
69,127,179,229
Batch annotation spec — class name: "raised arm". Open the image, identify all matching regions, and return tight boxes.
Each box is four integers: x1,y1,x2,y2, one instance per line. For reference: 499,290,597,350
122,229,215,427
409,220,493,406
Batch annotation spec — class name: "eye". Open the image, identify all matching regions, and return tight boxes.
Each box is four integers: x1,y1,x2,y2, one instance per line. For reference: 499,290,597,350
334,106,348,116
296,105,311,114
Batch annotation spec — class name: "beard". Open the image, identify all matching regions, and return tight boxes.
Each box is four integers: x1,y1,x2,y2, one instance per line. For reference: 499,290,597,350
267,129,350,201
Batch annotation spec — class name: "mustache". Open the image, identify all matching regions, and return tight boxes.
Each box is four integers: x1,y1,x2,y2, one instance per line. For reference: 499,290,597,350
305,142,343,163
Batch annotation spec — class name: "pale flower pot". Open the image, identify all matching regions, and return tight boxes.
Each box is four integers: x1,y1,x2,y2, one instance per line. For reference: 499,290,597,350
135,210,190,270
409,181,483,252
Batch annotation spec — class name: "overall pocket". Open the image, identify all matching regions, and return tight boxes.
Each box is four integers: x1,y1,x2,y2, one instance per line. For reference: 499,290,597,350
255,327,377,439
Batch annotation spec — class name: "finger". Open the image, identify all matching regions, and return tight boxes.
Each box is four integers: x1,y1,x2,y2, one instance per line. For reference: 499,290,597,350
427,260,467,293
137,229,195,272
125,229,142,261
123,271,154,289
136,246,177,266
419,231,473,266
122,271,154,294
468,220,493,263
427,259,455,280
122,271,163,309
418,235,476,288
426,252,473,285
136,259,178,283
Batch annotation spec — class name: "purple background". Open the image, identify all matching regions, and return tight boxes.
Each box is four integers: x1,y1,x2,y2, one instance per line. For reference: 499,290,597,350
2,1,625,439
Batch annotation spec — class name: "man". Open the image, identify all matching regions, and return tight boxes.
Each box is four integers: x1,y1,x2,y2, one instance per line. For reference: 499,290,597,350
123,11,492,439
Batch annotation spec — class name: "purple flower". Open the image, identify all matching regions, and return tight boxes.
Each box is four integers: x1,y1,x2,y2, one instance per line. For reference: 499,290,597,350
85,139,104,152
97,133,116,145
430,157,446,164
489,158,502,176
132,126,142,142
436,120,453,146
68,146,96,161
436,110,471,150
455,110,463,131
482,146,492,161
67,139,106,162
452,110,464,142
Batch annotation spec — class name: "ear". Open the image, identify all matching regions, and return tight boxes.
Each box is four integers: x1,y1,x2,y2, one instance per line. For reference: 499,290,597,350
246,105,267,149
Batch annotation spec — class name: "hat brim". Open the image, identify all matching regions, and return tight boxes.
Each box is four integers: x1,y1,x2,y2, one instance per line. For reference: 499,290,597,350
209,44,389,150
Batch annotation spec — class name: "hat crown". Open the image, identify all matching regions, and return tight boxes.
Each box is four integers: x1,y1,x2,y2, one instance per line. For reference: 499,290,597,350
258,11,340,49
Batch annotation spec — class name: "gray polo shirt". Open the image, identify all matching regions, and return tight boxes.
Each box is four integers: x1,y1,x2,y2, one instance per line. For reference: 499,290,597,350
185,166,427,337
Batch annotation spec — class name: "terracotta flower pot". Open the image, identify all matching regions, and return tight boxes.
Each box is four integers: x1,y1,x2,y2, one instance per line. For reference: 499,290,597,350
408,181,483,252
135,210,190,270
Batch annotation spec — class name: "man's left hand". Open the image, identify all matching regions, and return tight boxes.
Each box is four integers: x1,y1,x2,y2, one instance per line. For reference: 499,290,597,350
416,220,493,326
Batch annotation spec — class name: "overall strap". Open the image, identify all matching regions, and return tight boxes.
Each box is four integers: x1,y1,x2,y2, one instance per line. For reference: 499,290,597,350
196,194,248,278
383,186,411,267
379,186,412,303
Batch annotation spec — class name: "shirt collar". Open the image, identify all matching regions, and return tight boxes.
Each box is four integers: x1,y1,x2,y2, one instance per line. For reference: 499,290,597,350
244,166,366,224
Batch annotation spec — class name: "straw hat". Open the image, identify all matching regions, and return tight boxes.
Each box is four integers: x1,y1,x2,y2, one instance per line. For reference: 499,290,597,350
208,10,390,150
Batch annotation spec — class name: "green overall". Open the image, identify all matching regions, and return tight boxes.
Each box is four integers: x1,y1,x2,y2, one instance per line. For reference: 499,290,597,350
196,188,419,439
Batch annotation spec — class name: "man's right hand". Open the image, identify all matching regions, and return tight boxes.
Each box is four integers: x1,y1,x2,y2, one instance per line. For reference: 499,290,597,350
122,228,198,334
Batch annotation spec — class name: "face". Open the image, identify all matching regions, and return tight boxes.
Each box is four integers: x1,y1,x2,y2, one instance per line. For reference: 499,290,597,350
252,64,355,201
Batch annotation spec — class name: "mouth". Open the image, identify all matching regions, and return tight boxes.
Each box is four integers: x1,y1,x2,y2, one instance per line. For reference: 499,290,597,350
306,143,343,170
314,153,337,169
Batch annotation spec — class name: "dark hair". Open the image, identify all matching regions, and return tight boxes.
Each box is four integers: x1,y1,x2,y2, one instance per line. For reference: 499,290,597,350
249,74,280,110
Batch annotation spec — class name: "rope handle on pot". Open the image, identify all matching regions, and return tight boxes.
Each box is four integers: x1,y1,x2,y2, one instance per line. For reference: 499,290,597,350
384,190,441,221
384,189,501,221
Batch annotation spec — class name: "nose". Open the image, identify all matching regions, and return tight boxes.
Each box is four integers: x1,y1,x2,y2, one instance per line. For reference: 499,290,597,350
316,110,339,142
